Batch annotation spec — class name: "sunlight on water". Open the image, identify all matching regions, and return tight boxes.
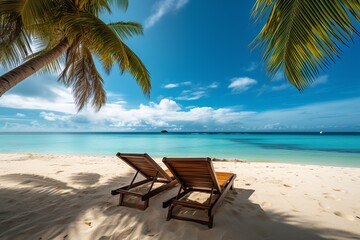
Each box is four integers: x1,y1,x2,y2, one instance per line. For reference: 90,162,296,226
0,132,359,167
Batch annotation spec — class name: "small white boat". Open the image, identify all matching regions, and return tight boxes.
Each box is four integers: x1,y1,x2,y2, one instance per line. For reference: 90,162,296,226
320,131,323,134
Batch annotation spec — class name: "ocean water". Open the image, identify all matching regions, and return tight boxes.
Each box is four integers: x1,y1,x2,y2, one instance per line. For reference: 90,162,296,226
0,132,359,167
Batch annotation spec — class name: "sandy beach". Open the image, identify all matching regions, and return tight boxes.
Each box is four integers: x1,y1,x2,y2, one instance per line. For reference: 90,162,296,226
0,153,359,240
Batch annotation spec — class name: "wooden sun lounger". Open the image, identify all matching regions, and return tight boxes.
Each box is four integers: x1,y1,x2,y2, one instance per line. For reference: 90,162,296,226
162,157,236,228
111,153,177,210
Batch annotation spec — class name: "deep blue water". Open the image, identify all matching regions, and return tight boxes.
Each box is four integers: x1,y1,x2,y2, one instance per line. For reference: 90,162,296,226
0,132,359,167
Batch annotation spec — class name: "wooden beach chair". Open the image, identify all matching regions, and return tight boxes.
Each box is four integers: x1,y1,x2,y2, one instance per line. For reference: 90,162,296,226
162,157,236,228
111,153,177,210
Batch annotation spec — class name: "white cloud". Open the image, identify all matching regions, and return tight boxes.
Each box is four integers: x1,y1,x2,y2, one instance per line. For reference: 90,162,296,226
1,79,360,132
163,81,192,89
163,81,216,100
40,112,71,121
155,98,181,111
0,90,76,114
163,83,180,88
247,98,360,131
208,82,219,89
228,77,257,93
176,90,206,100
311,75,328,87
145,0,189,29
175,0,188,9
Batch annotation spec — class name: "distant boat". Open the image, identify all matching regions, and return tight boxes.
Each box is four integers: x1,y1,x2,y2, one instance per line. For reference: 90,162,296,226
320,131,323,134
160,130,168,133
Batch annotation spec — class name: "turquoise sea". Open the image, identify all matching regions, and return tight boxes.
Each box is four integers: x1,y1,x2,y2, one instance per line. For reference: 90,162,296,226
0,132,359,167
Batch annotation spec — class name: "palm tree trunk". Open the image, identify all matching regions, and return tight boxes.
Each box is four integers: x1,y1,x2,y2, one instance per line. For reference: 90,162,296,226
0,39,69,96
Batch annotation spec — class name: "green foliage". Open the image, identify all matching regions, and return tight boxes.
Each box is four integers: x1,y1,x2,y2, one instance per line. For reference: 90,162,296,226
251,0,360,90
0,0,150,111
0,12,32,68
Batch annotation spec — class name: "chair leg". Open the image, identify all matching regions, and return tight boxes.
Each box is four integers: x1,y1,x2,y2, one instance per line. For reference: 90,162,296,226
208,215,214,228
119,193,124,206
143,200,149,210
167,205,174,221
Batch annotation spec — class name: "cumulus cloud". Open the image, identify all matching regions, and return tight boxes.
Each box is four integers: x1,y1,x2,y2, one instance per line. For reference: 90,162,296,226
145,0,189,29
228,77,257,93
0,90,76,114
1,78,359,132
156,98,181,111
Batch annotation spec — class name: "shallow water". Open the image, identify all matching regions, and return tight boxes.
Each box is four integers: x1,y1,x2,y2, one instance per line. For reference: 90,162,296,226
0,132,359,167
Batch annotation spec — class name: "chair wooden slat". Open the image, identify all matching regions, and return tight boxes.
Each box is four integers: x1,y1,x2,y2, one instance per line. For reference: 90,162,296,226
162,157,236,228
110,153,177,210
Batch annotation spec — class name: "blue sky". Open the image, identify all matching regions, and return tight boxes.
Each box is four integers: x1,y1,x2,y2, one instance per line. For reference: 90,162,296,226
0,0,360,132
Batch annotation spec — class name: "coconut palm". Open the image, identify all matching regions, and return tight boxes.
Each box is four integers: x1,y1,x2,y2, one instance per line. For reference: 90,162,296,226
0,0,150,111
251,0,360,90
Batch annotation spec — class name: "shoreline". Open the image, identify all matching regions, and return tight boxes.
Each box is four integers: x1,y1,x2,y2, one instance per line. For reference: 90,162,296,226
1,153,360,239
1,152,359,169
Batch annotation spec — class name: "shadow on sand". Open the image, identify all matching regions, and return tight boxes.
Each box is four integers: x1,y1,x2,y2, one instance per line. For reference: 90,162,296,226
0,172,358,240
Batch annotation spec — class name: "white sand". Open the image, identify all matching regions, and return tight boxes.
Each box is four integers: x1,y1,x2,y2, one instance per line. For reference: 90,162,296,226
0,153,359,240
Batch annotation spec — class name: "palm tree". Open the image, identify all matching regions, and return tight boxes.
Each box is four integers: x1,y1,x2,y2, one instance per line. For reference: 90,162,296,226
251,0,360,90
0,0,150,111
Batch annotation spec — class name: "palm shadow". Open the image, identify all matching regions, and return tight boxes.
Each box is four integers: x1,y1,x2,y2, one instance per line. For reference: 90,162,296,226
0,172,132,239
0,173,359,240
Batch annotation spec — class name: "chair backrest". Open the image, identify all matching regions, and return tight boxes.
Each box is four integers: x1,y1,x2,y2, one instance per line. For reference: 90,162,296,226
117,153,172,182
162,157,221,192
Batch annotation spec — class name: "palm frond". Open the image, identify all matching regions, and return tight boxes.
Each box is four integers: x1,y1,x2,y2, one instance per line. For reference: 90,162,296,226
122,44,151,96
60,11,150,97
251,0,360,90
0,12,32,68
0,0,23,14
110,0,128,11
78,0,111,15
59,37,81,86
59,39,106,111
76,0,128,15
108,21,143,40
21,0,58,26
60,11,129,68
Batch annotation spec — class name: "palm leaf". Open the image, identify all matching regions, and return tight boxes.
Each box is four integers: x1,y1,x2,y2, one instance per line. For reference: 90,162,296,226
0,12,32,68
0,0,58,26
251,0,360,90
78,0,112,15
77,0,129,15
59,42,106,111
122,44,151,96
60,11,129,69
59,11,150,95
110,0,128,11
108,21,143,40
